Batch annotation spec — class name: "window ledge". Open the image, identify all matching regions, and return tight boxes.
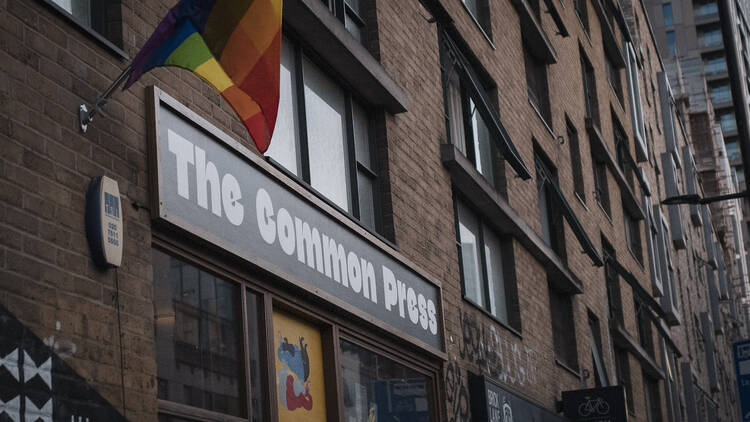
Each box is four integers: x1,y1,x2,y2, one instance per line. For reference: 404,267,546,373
37,0,129,60
285,0,408,113
441,143,584,294
509,0,557,63
555,358,582,378
575,192,589,211
611,324,665,380
585,119,644,220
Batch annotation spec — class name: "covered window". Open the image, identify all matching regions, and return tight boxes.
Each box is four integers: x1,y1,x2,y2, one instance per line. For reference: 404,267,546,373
152,249,265,421
266,36,381,233
455,200,515,325
45,0,123,48
525,42,552,124
567,119,586,202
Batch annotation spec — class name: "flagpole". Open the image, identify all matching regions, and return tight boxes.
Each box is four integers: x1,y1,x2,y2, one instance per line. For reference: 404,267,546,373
79,64,132,133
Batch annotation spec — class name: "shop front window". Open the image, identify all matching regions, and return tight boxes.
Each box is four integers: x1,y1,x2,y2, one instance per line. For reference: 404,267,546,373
153,249,260,420
340,340,435,422
267,36,380,233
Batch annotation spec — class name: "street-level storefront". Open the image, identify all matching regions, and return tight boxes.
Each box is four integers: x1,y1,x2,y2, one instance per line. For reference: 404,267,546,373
147,87,446,421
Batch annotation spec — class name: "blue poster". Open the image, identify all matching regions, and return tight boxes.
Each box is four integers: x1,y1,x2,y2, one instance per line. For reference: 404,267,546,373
734,340,750,421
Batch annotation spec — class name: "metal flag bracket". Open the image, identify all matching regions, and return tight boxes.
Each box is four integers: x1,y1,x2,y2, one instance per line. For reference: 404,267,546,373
79,65,132,133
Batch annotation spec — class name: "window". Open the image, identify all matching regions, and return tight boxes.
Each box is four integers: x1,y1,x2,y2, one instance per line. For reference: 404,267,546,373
634,299,654,356
462,0,492,37
567,120,586,202
603,239,623,325
644,375,664,422
704,54,727,74
589,312,609,387
321,0,367,42
717,110,737,133
709,82,731,104
267,37,381,232
575,0,590,33
525,43,552,124
727,141,742,163
581,51,600,127
663,3,674,25
536,148,566,260
613,114,634,189
666,31,676,55
445,70,499,188
605,49,624,102
152,249,265,420
340,340,435,421
550,287,579,370
698,26,722,47
615,348,634,413
46,0,122,48
455,200,514,324
593,153,611,215
694,0,718,16
626,43,647,161
625,206,643,264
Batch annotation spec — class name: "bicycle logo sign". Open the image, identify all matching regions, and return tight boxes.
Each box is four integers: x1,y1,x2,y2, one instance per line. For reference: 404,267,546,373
578,396,611,417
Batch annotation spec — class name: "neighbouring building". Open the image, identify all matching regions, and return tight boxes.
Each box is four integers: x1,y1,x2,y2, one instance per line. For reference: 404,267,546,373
0,0,745,422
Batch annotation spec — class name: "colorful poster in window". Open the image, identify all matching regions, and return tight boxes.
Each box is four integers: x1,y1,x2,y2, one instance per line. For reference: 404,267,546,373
274,310,327,422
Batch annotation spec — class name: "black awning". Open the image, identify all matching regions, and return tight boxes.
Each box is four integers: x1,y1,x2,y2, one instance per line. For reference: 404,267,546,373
443,33,532,180
546,179,604,266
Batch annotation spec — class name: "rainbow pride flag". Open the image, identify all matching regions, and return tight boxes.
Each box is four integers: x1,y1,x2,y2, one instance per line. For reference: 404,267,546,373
124,0,282,153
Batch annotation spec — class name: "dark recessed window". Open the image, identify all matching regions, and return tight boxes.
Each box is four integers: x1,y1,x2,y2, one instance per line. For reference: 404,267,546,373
267,36,381,233
644,374,663,421
615,348,634,413
575,0,590,33
550,287,579,370
605,52,624,102
593,152,611,215
455,200,517,325
694,0,719,17
567,119,586,202
462,0,493,37
581,51,600,127
663,3,674,26
625,206,643,264
525,44,552,125
666,31,676,55
588,311,609,387
45,0,123,47
321,0,368,42
635,299,654,356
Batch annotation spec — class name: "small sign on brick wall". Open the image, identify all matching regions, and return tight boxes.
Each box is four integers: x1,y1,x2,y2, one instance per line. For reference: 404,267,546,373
85,175,123,268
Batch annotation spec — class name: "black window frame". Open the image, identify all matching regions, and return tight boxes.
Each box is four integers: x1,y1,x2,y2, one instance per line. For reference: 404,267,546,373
581,49,600,127
567,118,587,203
615,347,635,413
593,149,611,216
535,146,567,261
38,0,126,58
321,0,368,43
624,205,644,265
267,33,384,235
461,0,494,40
549,285,580,372
575,0,590,33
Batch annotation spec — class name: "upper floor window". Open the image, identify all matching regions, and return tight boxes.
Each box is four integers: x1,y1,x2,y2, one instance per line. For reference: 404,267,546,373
698,26,722,47
704,54,727,74
567,119,586,202
613,114,635,189
575,0,590,33
709,82,732,104
694,0,718,16
624,206,643,264
593,156,611,215
462,0,493,37
581,51,600,127
46,0,123,48
605,52,624,102
525,42,552,125
717,110,737,133
666,31,676,55
550,287,579,371
663,3,674,26
535,148,566,260
455,200,516,325
266,36,381,232
321,0,367,42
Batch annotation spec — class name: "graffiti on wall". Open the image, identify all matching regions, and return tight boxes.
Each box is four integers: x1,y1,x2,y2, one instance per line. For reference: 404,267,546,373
445,360,470,422
458,310,539,387
0,305,127,422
